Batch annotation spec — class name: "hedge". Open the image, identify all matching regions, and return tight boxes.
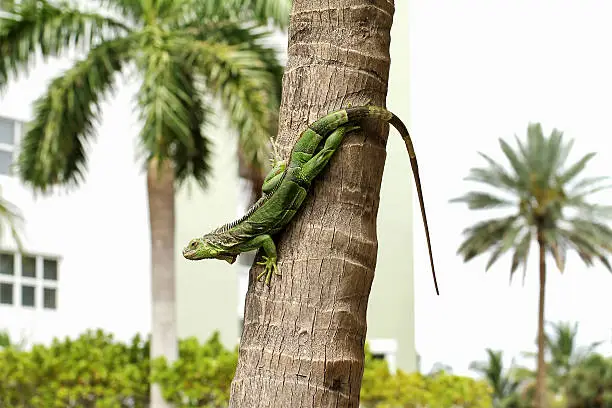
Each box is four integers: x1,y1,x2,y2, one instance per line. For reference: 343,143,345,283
0,330,492,407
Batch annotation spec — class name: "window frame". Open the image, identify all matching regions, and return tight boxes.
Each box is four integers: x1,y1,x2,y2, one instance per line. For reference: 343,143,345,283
0,115,21,177
0,251,60,310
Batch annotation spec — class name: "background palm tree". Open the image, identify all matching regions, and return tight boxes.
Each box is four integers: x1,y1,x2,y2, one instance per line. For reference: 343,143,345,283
470,348,521,408
0,0,288,406
519,321,602,397
452,123,612,408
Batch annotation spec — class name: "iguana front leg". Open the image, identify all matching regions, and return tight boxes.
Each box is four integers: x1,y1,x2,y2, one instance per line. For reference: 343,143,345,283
235,234,280,285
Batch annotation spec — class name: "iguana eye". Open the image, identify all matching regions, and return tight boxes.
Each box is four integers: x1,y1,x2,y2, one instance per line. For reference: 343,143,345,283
190,241,198,248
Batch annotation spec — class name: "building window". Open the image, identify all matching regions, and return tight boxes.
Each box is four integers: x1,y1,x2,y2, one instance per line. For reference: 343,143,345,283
21,256,36,278
0,282,13,305
43,288,57,309
0,117,16,176
0,253,14,275
0,252,59,310
43,259,58,281
21,285,35,307
368,338,399,373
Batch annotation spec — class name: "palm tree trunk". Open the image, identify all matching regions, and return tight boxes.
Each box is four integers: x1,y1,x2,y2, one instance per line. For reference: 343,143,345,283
535,229,547,408
147,158,178,408
228,1,394,407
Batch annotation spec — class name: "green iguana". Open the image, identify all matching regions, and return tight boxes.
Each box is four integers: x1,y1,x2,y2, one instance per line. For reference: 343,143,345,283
182,105,439,295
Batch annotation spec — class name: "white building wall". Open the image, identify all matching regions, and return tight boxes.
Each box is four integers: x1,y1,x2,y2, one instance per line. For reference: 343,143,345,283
0,57,151,346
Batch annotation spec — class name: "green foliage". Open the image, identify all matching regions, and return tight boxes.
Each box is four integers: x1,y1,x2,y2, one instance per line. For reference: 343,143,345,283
0,329,150,407
0,330,239,408
0,330,11,348
451,123,612,277
0,186,24,250
565,353,612,408
0,0,288,193
0,332,495,407
151,332,238,407
469,349,522,408
361,345,493,408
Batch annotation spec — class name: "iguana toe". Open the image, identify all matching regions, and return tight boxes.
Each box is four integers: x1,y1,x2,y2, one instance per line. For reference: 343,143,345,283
256,256,280,286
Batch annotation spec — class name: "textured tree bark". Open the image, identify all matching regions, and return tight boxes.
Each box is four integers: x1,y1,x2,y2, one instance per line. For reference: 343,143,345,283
147,158,178,408
229,1,394,406
535,230,548,408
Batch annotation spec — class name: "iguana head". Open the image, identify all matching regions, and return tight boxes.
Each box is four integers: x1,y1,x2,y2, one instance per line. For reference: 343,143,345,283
182,236,237,264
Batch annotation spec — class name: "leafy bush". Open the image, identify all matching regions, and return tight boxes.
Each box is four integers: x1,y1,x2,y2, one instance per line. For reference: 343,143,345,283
0,329,150,407
0,330,235,408
565,353,612,408
0,331,492,407
361,345,493,407
151,332,238,407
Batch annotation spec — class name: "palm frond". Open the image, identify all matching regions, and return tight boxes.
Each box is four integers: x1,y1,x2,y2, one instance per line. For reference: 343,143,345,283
541,128,564,188
542,229,567,272
16,36,133,192
98,0,144,24
0,186,24,251
559,152,597,184
485,225,522,271
178,21,283,105
525,123,545,172
498,138,529,190
510,230,531,282
559,222,612,272
567,176,611,195
450,191,514,210
177,38,281,169
180,0,291,30
0,0,129,89
457,215,520,262
136,46,212,187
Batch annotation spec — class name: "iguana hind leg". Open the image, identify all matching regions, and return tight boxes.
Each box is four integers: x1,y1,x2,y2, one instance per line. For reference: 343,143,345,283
301,125,360,182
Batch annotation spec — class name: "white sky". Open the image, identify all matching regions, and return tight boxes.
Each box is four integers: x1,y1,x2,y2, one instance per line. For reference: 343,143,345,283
408,0,612,375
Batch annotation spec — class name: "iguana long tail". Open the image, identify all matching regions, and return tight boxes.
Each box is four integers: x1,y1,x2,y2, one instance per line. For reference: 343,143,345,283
308,105,440,295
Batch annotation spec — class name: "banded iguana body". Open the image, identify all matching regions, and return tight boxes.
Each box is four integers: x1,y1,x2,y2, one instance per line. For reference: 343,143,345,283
182,105,439,295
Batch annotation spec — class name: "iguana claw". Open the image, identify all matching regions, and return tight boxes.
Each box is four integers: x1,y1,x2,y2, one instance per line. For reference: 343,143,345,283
256,255,281,286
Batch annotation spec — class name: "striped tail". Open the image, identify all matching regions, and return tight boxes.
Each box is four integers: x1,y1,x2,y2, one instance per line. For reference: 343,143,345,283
387,112,440,296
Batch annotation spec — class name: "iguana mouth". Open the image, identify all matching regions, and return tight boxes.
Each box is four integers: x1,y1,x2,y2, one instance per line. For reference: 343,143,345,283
219,254,237,264
182,248,197,259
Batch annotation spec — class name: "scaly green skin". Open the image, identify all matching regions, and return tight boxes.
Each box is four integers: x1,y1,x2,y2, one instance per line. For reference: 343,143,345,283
182,105,439,295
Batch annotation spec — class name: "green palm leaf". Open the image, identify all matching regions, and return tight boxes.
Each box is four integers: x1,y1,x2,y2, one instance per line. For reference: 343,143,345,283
454,122,612,276
136,45,212,187
16,35,133,192
178,39,280,169
450,191,514,210
184,0,292,30
0,0,129,88
0,186,24,250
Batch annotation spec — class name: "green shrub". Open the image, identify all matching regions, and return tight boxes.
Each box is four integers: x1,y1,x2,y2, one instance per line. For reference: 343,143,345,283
565,353,612,408
151,332,238,407
0,329,150,408
360,346,493,408
0,330,493,407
